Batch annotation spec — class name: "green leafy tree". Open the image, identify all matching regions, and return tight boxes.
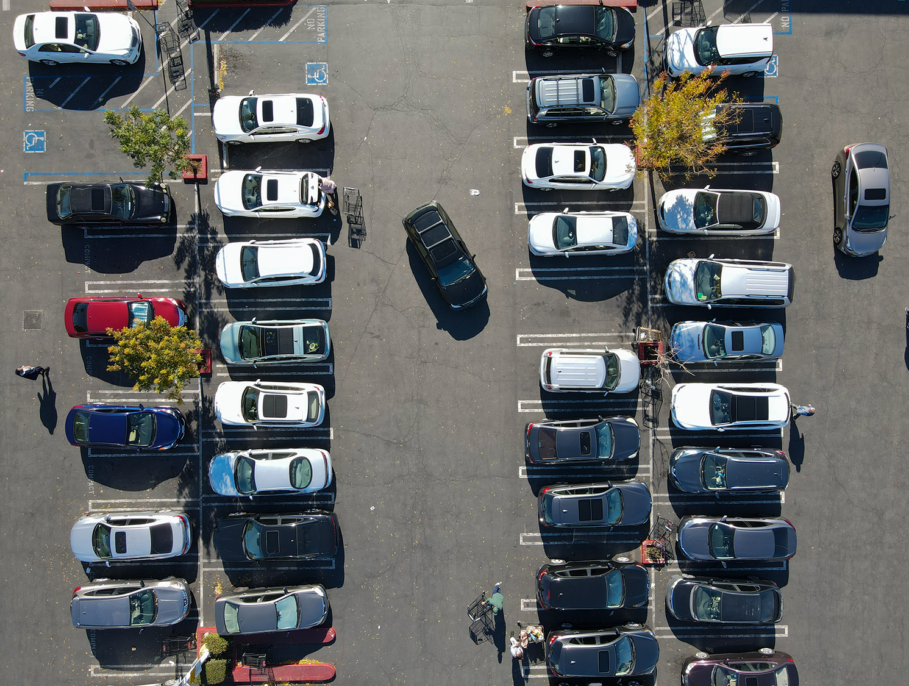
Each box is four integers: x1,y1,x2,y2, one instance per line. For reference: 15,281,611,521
103,107,192,185
107,316,202,402
630,69,742,182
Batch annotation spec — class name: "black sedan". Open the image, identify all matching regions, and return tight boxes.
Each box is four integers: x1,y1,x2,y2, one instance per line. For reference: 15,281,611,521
525,417,640,464
537,559,649,611
547,626,658,679
666,575,783,624
402,202,487,310
47,182,171,226
213,512,339,562
678,516,797,564
669,447,790,495
538,481,651,528
525,3,635,57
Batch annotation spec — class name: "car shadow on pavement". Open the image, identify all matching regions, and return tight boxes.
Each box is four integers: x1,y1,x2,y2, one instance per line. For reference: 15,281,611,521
61,226,178,273
84,620,199,668
37,372,57,434
27,59,147,110
833,247,881,280
82,450,190,491
223,131,335,176
662,612,778,656
79,344,135,386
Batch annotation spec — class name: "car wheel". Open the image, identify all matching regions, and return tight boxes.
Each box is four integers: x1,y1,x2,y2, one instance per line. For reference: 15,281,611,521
226,140,242,146
607,49,617,57
759,647,774,656
546,122,557,128
831,161,841,178
549,559,566,565
695,651,709,659
611,119,624,126
541,50,554,58
110,59,129,66
541,188,553,192
40,59,60,66
614,556,630,563
742,71,757,78
625,622,642,628
297,138,312,144
833,227,843,246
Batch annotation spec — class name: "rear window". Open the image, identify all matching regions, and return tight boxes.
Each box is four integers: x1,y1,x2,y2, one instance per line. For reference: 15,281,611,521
296,97,315,126
24,15,35,48
854,149,888,169
537,7,557,40
535,147,554,178
72,410,91,443
289,457,313,489
72,303,89,333
57,185,73,218
536,427,558,460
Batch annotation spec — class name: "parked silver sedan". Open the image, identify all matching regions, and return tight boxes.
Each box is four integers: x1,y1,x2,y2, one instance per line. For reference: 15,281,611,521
832,142,892,256
71,578,191,629
214,585,329,636
669,321,784,364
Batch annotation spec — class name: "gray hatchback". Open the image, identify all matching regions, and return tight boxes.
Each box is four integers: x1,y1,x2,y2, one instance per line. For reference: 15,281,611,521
832,143,892,256
71,578,191,629
525,416,640,464
214,585,328,636
678,516,797,564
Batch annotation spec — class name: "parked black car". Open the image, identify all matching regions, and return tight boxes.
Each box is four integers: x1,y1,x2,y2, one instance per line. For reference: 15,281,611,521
682,650,798,686
47,181,171,226
525,3,635,57
546,626,659,679
538,481,651,528
669,447,790,495
678,515,797,563
402,202,487,310
525,416,640,464
707,103,782,154
537,559,649,610
213,512,339,562
666,575,783,624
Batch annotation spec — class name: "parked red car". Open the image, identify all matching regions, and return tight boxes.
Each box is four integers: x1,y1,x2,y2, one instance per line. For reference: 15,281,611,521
64,295,187,339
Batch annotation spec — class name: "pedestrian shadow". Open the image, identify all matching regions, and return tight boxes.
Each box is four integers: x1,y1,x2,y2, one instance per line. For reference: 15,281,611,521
37,373,57,435
788,421,805,473
493,611,506,663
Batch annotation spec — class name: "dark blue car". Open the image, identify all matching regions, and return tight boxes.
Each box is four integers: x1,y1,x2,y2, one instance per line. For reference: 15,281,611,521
65,404,185,451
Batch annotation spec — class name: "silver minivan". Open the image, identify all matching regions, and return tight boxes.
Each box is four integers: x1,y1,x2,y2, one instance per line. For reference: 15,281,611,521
71,578,191,629
527,73,640,127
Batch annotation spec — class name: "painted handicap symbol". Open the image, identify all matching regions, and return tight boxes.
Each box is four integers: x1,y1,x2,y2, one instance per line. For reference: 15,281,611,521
764,56,778,78
306,62,329,86
24,130,46,153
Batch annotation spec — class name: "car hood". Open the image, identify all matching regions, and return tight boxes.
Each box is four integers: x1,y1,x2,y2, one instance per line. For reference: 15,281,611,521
667,577,697,621
155,585,191,625
628,632,660,674
212,97,244,136
615,349,642,392
659,190,699,232
617,482,652,525
664,259,699,305
611,74,641,116
672,384,714,428
622,565,650,608
214,382,248,425
440,268,487,308
71,519,102,561
847,226,888,255
219,323,243,364
666,27,698,73
213,517,250,562
528,214,557,253
209,453,241,496
602,144,637,187
669,450,706,492
152,411,183,449
610,420,641,460
297,589,328,627
679,519,712,560
669,322,706,362
152,299,184,328
133,186,169,222
96,14,137,53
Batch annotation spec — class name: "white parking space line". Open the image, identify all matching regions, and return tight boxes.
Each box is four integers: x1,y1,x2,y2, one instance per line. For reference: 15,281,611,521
514,135,631,148
653,428,785,439
90,497,191,507
674,360,782,373
520,466,650,479
673,162,779,175
248,9,285,41
279,6,319,41
663,561,788,573
652,493,785,504
200,233,330,245
520,598,539,611
85,279,191,294
202,428,334,440
2,0,9,10
202,559,335,572
517,200,644,215
522,665,550,679
654,626,788,638
516,266,644,282
91,665,185,677
517,333,635,346
94,76,122,107
201,494,335,504
519,399,642,414
650,229,780,240
218,8,251,41
520,533,642,545
214,364,334,377
200,298,332,312
153,68,193,109
60,77,91,109
731,0,771,23
87,449,200,458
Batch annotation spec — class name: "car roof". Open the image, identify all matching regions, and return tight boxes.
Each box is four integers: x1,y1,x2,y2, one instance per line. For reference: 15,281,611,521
69,185,112,215
551,352,607,389
235,599,280,632
85,410,128,443
718,104,781,136
549,5,596,37
720,262,790,298
409,206,464,268
536,75,600,108
75,594,132,626
715,23,773,58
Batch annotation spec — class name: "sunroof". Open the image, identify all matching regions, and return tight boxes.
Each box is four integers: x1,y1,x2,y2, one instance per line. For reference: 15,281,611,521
598,650,610,673
578,498,603,522
865,188,887,200
261,100,274,122
55,16,68,39
730,331,745,352
266,179,278,202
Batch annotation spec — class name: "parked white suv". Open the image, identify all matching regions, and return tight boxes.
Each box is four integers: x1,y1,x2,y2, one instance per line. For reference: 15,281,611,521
664,256,794,309
664,23,773,78
540,348,640,393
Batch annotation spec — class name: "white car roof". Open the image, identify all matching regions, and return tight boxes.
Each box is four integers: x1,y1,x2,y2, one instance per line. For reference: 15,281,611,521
257,242,314,277
721,263,790,298
575,215,618,246
715,23,773,58
551,146,588,177
29,12,133,52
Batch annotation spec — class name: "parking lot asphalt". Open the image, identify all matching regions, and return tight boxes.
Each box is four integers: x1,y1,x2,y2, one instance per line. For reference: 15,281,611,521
2,0,909,684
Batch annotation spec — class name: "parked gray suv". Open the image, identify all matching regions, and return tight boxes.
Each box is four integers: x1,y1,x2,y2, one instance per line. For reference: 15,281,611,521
71,578,191,629
527,73,640,127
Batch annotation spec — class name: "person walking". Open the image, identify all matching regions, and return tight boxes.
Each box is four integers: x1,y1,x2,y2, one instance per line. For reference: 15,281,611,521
16,365,47,380
790,403,815,419
485,587,504,616
320,177,339,216
509,635,524,660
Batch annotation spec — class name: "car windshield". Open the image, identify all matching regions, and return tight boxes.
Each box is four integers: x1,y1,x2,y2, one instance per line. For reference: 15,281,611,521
57,185,73,218
589,147,607,182
694,192,718,228
222,602,240,633
709,523,736,559
242,520,263,559
239,97,258,133
604,569,625,608
702,324,727,358
126,412,155,447
694,26,720,65
242,387,260,422
129,589,157,626
235,456,256,494
853,203,890,231
553,216,578,249
710,390,733,425
537,7,557,39
242,174,263,210
761,325,776,354
92,523,112,558
595,422,614,458
604,488,623,525
275,595,298,630
128,301,154,328
240,246,260,282
74,13,100,52
695,261,722,301
712,665,738,686
599,76,616,113
307,391,321,421
109,184,135,220
603,352,621,391
614,635,635,676
289,457,313,489
72,410,91,443
594,7,616,41
694,586,723,621
239,326,261,359
437,255,475,287
702,453,728,490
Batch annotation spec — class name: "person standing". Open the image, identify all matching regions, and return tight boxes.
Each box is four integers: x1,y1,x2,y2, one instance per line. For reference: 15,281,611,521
509,636,524,660
790,403,815,419
320,177,339,216
16,365,47,380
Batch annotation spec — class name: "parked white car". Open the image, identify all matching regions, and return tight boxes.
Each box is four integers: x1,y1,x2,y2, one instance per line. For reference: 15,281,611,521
214,380,325,428
14,12,142,66
671,383,791,431
528,211,638,256
540,348,640,393
70,511,192,563
208,448,332,496
215,239,326,288
664,23,773,78
521,142,635,191
657,187,781,236
214,170,325,218
213,92,330,144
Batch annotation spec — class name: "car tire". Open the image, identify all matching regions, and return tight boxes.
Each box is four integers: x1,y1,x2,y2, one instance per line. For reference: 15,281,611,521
742,71,757,78
40,59,60,66
625,622,642,628
759,647,774,656
546,123,557,128
833,227,843,246
110,59,129,66
695,651,709,659
611,119,624,126
549,559,566,565
297,138,312,144
541,50,554,58
614,556,630,563
831,161,841,178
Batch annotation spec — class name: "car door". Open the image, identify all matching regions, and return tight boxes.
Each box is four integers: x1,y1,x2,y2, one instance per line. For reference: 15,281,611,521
37,43,81,63
251,126,297,142
846,166,860,231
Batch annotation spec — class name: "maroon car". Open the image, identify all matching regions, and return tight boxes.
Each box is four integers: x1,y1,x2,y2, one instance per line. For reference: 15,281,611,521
64,295,187,339
682,649,798,686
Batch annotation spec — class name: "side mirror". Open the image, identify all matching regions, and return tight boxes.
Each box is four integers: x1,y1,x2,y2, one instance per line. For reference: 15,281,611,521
562,207,569,214
707,304,712,310
564,252,570,258
721,515,728,522
251,316,257,323
704,185,710,190
708,254,715,259
717,426,724,432
105,561,111,568
255,166,262,172
592,138,597,145
248,89,255,96
249,496,253,501
713,360,718,367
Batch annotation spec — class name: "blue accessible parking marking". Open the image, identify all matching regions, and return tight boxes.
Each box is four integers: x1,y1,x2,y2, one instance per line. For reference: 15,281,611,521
306,63,329,86
24,130,46,153
764,56,778,78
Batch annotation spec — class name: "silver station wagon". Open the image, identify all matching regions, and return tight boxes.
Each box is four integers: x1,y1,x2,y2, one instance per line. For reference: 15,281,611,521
527,73,640,127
